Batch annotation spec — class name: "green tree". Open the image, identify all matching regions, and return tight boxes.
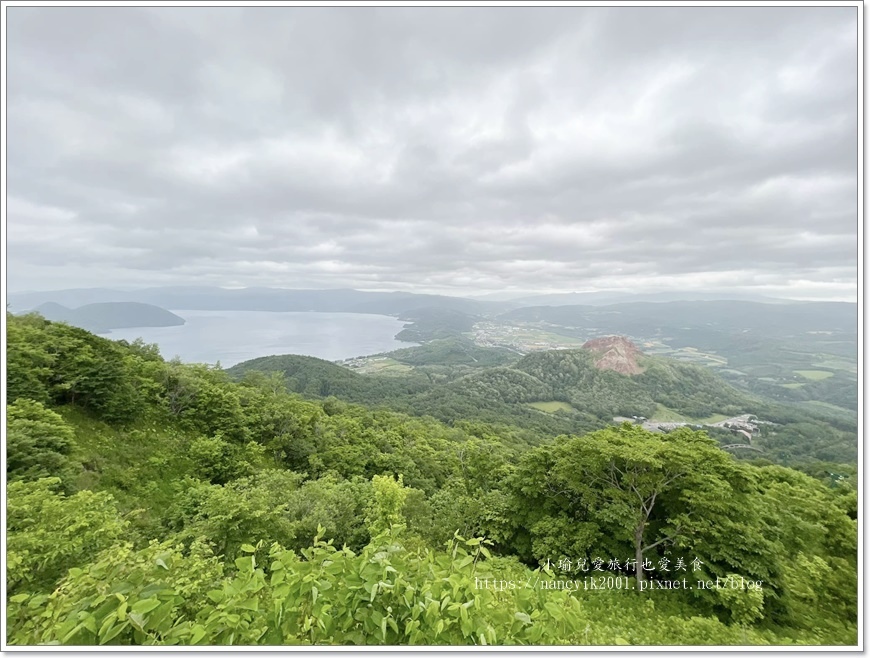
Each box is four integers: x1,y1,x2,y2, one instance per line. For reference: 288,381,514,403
6,313,54,404
510,424,743,584
187,434,254,485
166,471,303,559
7,399,77,485
366,474,408,535
7,478,128,594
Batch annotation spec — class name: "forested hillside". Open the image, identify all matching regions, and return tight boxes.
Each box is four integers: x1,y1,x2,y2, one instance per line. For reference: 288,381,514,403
229,340,858,465
5,313,858,646
497,301,858,415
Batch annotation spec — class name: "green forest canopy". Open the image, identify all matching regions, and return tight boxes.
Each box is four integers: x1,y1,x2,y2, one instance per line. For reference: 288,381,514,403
4,313,858,646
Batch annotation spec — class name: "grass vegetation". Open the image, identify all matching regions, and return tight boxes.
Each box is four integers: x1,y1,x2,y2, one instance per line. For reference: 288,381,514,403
649,404,691,422
351,357,415,376
800,400,858,418
527,401,575,414
648,406,728,425
794,370,834,381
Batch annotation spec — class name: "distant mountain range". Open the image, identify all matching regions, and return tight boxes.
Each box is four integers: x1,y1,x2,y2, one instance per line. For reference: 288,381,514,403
25,302,185,333
8,285,852,317
8,286,509,316
501,299,858,337
510,290,795,306
11,286,856,355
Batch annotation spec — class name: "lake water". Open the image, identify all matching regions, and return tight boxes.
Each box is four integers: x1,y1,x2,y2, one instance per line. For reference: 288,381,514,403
99,310,417,367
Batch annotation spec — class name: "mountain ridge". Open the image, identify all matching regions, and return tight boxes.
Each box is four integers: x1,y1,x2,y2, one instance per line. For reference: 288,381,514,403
9,286,855,317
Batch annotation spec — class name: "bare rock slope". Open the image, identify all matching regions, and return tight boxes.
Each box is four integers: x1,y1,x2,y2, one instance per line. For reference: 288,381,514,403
582,336,645,375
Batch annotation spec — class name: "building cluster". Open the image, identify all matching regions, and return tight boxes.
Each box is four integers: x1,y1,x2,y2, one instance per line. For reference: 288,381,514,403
629,414,768,444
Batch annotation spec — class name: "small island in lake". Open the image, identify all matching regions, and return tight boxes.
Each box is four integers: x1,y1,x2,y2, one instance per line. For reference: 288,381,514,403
27,301,185,333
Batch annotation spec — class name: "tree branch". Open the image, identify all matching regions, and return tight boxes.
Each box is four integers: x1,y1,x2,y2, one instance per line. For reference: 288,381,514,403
642,525,683,553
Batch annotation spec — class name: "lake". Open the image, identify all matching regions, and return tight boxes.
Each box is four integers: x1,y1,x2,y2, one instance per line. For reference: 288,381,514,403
99,310,417,367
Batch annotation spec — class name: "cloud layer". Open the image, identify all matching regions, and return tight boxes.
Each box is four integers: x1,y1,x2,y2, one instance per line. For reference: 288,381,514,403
6,7,859,299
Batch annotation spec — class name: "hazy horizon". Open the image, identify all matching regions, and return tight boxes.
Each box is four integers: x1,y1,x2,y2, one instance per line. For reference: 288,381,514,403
6,282,858,305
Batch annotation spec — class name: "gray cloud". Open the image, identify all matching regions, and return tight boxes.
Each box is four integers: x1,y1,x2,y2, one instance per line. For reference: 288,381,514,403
6,6,858,300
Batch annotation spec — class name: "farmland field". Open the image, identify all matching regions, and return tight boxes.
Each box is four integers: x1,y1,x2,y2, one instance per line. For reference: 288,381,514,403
528,400,575,413
795,370,834,381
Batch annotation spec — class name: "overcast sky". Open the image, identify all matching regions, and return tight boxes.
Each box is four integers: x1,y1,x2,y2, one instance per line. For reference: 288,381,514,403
6,6,859,299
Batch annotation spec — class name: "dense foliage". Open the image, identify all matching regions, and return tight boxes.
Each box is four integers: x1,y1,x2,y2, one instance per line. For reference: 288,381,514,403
229,341,856,463
394,308,480,342
5,313,858,646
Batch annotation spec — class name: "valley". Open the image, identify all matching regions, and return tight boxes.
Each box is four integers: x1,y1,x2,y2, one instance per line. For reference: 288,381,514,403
311,298,857,468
